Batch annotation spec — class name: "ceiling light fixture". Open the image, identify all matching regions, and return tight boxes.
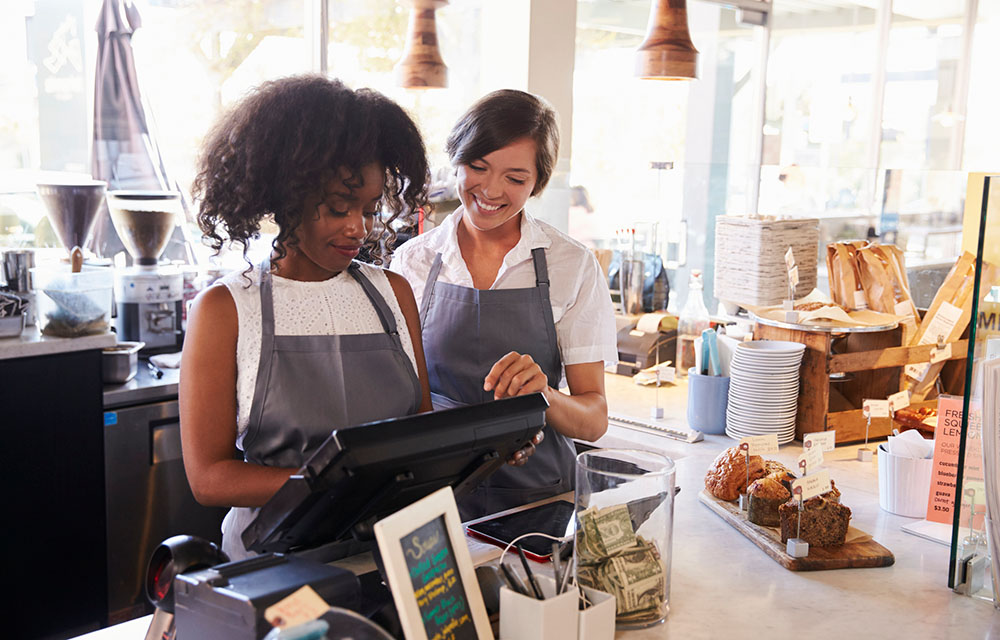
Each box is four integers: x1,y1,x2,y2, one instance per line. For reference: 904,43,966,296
394,0,448,89
635,0,699,81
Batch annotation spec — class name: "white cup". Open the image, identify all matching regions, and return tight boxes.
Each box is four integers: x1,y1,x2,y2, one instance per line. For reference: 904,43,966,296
877,444,934,518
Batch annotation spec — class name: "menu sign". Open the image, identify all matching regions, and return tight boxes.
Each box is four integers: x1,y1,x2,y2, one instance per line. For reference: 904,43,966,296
404,516,477,640
926,395,985,528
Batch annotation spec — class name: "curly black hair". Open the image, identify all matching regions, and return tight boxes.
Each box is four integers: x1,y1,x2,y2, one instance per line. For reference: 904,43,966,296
193,75,429,267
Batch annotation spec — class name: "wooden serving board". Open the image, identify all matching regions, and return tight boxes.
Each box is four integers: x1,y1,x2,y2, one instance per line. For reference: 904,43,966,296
698,490,894,571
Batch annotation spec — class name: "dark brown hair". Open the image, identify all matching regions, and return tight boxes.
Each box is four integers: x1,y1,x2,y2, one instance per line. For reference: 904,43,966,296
445,89,559,196
193,75,429,266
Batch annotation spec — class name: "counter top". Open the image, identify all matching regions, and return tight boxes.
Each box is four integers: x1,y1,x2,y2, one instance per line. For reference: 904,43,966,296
0,324,115,360
596,374,999,638
75,373,1000,638
103,362,179,409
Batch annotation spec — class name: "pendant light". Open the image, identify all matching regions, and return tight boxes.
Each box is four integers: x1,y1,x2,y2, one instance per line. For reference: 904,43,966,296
635,0,698,80
394,0,448,89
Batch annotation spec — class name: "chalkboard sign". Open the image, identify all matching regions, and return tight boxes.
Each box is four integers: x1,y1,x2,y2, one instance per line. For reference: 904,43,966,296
374,487,491,640
404,516,477,640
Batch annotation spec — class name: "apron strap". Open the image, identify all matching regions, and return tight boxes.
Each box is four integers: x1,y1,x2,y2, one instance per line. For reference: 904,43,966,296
347,262,399,336
419,252,445,324
247,258,278,441
531,247,550,286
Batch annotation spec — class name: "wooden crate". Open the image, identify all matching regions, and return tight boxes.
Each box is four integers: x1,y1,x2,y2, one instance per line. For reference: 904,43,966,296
752,322,967,443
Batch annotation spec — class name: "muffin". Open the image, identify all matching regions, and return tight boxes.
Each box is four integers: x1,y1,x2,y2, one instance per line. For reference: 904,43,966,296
705,446,767,501
778,495,852,547
747,477,791,527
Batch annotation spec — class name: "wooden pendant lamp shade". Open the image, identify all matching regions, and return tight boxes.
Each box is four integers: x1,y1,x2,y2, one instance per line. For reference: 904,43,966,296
394,0,449,89
635,0,698,80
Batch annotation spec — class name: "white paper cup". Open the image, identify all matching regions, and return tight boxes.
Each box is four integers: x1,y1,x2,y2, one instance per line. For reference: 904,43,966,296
877,444,934,518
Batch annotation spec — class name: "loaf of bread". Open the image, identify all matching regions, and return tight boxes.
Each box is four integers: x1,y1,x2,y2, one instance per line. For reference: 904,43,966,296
747,477,791,527
778,495,851,547
705,446,766,501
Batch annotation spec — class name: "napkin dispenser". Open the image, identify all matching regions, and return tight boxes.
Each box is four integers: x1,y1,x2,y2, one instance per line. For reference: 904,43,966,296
615,313,676,376
174,553,360,640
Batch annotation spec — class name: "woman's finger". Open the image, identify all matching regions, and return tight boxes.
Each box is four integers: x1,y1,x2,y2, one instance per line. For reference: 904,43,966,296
484,351,522,392
492,354,540,398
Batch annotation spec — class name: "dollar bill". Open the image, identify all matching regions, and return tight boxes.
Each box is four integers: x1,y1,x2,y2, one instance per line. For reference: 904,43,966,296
578,504,637,561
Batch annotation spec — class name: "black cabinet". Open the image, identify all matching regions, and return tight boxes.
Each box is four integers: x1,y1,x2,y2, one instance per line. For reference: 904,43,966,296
1,349,107,639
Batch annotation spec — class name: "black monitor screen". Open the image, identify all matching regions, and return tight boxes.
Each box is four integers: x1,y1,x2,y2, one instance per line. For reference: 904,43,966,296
242,393,548,555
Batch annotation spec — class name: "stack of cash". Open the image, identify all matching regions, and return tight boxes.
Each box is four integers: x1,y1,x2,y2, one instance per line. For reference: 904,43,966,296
577,504,666,624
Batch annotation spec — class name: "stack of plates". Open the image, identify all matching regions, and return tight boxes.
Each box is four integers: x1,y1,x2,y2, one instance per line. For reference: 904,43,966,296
726,340,805,445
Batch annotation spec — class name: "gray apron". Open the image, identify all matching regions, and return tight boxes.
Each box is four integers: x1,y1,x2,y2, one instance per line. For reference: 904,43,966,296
221,260,422,560
420,247,575,520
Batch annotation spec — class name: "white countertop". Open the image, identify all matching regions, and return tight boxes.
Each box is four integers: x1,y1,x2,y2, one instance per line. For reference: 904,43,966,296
596,373,999,638
0,324,116,360
75,373,1000,638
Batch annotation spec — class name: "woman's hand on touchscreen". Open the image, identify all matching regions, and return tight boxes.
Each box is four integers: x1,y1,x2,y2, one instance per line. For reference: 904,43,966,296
484,351,548,400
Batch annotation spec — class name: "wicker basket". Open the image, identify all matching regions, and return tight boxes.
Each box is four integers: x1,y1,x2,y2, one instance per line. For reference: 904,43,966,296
714,216,820,307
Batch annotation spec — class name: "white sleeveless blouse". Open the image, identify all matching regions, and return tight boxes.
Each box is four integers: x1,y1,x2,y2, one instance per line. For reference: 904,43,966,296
219,262,418,445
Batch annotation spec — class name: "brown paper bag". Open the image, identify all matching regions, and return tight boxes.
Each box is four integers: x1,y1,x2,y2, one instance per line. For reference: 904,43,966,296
907,252,1000,399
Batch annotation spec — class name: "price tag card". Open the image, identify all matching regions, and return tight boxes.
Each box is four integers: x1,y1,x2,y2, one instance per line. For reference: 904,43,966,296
888,390,911,413
803,431,836,452
791,469,831,501
863,399,890,418
739,434,780,456
930,343,953,364
796,446,824,477
904,362,930,381
784,247,796,271
788,265,800,287
264,585,330,629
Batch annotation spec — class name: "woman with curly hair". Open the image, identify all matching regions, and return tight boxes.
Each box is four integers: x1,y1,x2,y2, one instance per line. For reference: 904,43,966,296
179,75,433,560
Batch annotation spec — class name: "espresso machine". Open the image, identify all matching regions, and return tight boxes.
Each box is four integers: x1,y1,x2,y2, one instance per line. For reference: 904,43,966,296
106,191,184,351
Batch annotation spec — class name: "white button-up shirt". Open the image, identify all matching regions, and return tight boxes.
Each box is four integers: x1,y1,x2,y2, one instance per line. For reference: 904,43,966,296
390,207,617,367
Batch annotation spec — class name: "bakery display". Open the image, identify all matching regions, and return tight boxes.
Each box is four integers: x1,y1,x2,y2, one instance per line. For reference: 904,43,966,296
893,406,936,437
747,477,790,527
778,495,852,547
705,446,767,501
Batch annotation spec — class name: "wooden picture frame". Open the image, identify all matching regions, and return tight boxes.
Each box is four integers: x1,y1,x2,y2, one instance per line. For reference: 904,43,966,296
373,486,493,640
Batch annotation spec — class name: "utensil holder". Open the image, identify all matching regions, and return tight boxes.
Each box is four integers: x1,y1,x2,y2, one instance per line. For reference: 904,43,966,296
577,584,615,640
877,444,933,518
686,369,730,434
499,575,578,640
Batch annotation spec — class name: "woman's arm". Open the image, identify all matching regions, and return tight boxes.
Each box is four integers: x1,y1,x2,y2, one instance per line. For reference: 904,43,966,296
386,271,434,413
484,355,607,441
179,284,296,508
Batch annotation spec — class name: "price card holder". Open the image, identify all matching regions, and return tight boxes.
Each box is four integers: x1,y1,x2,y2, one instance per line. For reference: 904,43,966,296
859,399,890,462
373,486,493,640
786,486,809,558
796,446,824,477
738,435,780,510
887,390,910,413
803,431,836,453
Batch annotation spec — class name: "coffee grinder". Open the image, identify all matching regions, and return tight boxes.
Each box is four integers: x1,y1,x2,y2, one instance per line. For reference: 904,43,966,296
106,191,184,351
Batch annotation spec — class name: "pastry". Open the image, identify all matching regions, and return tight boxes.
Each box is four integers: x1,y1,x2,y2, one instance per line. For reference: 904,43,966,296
705,446,766,501
778,495,851,547
794,301,847,313
894,407,937,437
747,477,790,527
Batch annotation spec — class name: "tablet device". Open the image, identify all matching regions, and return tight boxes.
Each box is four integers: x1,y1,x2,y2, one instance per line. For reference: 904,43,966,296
466,500,575,561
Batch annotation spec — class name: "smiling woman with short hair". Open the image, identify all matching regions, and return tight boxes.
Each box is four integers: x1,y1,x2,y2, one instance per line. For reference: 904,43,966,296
391,89,617,520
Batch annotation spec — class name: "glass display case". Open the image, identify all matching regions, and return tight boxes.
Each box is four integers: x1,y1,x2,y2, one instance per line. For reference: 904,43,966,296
949,174,1000,604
